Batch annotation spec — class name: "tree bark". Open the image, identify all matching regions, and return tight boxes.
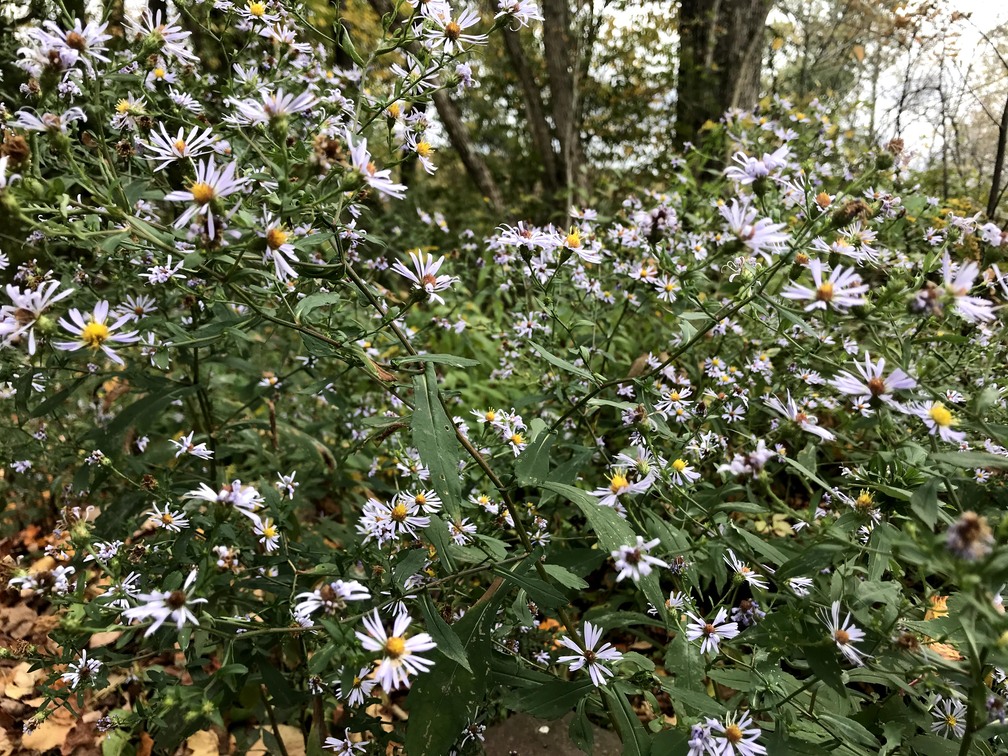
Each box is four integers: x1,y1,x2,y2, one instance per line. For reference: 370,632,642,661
500,26,561,194
674,0,773,149
987,92,1008,220
542,0,587,200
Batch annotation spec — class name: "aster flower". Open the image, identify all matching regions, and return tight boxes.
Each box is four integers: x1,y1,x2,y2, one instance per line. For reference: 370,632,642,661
764,391,835,441
170,431,214,460
685,607,740,656
122,569,208,637
0,281,74,354
334,667,379,706
347,131,406,200
323,729,368,754
557,621,623,687
423,7,488,54
821,600,868,666
357,496,430,546
356,609,436,691
931,697,967,739
828,353,916,409
724,549,769,590
53,300,139,365
163,157,248,239
143,123,216,171
124,9,198,62
11,107,87,134
252,515,281,552
780,259,868,312
227,88,318,126
495,0,543,28
60,649,102,690
258,213,300,281
942,252,995,323
611,536,667,582
717,198,789,261
706,711,767,756
391,251,457,305
27,19,111,76
908,400,965,444
146,503,190,532
590,467,653,510
669,457,701,485
294,580,371,624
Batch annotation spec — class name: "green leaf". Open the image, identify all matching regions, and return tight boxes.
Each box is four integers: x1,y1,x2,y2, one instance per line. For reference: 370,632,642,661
529,340,596,383
412,364,462,520
818,714,879,748
569,701,595,752
930,451,1008,469
603,685,652,756
803,643,846,696
523,679,597,719
419,594,471,672
515,430,555,485
424,517,456,572
294,292,344,320
542,563,589,590
910,478,940,529
393,353,481,368
543,482,666,621
493,564,569,609
404,586,503,754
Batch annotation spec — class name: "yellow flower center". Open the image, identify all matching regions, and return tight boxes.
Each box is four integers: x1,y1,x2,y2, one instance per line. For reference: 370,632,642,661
263,523,277,538
510,432,525,447
565,229,581,248
81,321,110,348
415,493,427,506
116,99,132,114
248,1,267,16
173,139,187,154
672,458,687,473
816,282,834,301
945,714,958,727
385,636,406,658
609,472,629,493
153,67,166,79
189,181,215,205
387,103,401,118
390,502,408,522
444,21,461,39
415,140,433,158
855,490,874,510
266,227,288,250
834,629,850,645
928,403,954,428
484,410,496,422
160,513,174,524
724,724,743,744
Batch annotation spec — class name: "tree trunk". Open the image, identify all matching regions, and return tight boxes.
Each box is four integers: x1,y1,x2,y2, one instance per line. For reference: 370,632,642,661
674,0,773,149
500,26,561,195
542,0,587,202
987,92,1008,220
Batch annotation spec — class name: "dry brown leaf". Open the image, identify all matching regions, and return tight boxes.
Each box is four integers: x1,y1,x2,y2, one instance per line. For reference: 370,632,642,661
1,661,42,700
184,730,220,756
21,708,75,751
61,717,101,756
0,727,13,756
137,731,154,756
88,631,122,649
247,725,305,756
0,604,38,640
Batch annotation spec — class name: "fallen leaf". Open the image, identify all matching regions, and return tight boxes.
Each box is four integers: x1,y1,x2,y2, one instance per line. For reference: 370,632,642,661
137,731,154,756
21,707,75,751
61,717,101,756
184,730,219,756
247,725,305,756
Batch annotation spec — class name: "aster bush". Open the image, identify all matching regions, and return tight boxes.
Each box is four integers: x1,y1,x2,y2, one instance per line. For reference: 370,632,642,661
3,2,1008,755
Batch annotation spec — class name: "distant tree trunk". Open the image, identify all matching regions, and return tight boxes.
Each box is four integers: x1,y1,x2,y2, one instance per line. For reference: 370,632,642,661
674,0,773,149
542,0,587,202
987,92,1008,220
500,27,561,195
